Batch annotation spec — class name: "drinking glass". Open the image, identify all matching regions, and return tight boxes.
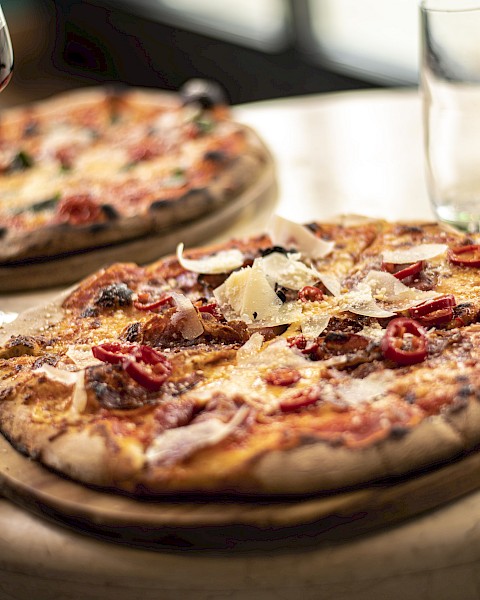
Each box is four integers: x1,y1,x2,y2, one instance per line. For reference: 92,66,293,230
0,3,13,93
420,0,480,232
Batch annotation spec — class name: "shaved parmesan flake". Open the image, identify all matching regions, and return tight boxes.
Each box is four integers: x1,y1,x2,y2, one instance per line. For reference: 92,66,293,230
256,252,319,290
35,364,78,385
334,371,394,406
170,292,204,340
363,270,438,309
146,405,249,465
382,244,447,264
71,372,88,413
214,263,282,323
236,338,310,368
314,271,342,297
35,364,88,413
236,332,264,362
267,215,334,259
340,283,396,318
66,344,102,369
176,242,244,274
301,313,330,339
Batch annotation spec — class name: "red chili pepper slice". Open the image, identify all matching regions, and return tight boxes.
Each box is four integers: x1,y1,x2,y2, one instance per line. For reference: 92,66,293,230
382,260,424,280
448,244,480,267
408,294,456,327
122,346,172,391
198,302,223,320
92,343,172,391
381,317,427,365
133,294,173,311
91,342,138,364
298,286,324,302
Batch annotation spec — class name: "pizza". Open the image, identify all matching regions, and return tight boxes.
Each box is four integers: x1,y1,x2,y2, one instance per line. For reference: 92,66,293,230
0,80,270,264
1,214,480,496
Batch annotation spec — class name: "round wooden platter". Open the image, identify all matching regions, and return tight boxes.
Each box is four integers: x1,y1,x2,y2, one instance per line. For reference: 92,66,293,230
1,433,480,550
0,156,277,293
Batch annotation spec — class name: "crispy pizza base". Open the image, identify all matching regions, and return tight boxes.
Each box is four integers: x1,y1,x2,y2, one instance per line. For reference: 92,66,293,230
1,216,480,496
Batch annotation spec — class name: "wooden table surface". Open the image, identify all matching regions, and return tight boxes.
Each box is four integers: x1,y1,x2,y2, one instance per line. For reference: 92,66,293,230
4,88,478,600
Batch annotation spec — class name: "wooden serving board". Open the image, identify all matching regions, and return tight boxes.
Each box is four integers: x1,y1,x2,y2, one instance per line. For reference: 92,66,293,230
0,155,277,293
1,432,480,550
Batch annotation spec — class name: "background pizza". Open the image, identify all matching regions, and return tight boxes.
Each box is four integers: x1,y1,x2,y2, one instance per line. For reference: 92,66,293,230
0,80,273,272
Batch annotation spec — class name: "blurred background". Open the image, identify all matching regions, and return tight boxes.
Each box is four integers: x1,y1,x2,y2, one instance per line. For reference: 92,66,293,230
1,0,419,107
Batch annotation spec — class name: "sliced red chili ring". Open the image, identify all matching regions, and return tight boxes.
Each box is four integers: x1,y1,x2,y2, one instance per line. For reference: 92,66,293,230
198,302,223,320
123,347,172,391
92,343,172,391
448,244,480,267
414,307,454,327
91,342,138,364
408,294,456,327
381,317,427,366
382,260,424,280
133,294,173,311
298,286,324,302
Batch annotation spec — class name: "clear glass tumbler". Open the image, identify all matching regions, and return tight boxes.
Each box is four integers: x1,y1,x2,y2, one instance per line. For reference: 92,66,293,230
420,0,480,232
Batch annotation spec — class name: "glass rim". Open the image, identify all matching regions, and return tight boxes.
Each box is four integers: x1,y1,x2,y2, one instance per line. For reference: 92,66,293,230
420,0,480,12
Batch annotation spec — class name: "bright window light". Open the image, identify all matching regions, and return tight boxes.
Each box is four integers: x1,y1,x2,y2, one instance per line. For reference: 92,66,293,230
304,0,419,84
134,0,289,51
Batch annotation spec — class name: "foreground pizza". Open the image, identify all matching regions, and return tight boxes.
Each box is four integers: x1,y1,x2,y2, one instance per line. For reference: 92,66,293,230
0,81,270,263
1,215,480,496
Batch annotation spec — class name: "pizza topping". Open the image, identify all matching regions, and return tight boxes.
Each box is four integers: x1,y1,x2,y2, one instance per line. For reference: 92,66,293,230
381,317,428,365
298,285,324,302
170,292,204,340
267,215,335,259
92,343,172,391
264,367,301,387
382,244,447,264
256,251,320,290
94,283,134,309
408,294,456,327
55,194,103,225
448,244,480,267
382,260,424,281
134,293,173,312
176,242,244,274
35,364,78,385
362,270,438,311
145,404,249,466
279,386,322,412
301,313,330,339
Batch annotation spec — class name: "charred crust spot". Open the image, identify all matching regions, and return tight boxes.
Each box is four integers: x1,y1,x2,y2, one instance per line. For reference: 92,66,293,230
88,223,108,234
86,364,159,410
123,321,142,343
0,227,6,239
101,204,119,220
32,354,59,369
0,335,41,358
94,283,134,309
80,306,99,318
204,150,226,163
395,225,424,235
306,222,319,233
404,391,416,404
23,120,39,137
260,246,296,257
390,424,410,438
149,198,173,211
